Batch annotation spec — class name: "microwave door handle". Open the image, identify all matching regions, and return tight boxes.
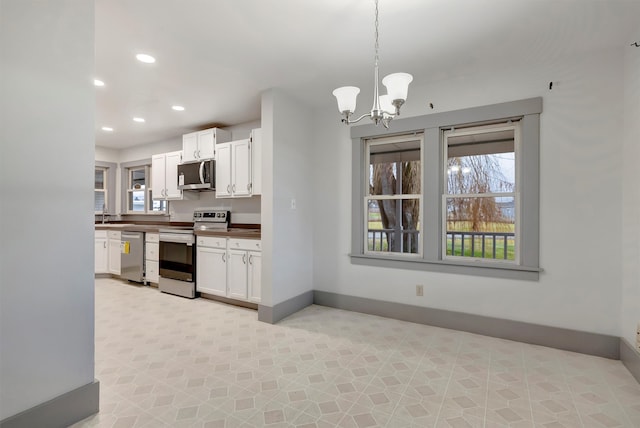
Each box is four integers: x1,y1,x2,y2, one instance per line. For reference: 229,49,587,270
199,161,205,184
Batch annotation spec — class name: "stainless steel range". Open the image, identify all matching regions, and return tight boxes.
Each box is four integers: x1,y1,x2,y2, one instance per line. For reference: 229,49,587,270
158,209,230,299
158,227,196,298
193,208,230,231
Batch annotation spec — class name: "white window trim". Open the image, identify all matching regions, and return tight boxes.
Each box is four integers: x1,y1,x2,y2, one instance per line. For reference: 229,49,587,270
363,134,424,258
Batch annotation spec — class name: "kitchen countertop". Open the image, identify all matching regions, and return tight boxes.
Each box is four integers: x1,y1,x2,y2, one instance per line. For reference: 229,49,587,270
96,223,261,239
194,228,261,239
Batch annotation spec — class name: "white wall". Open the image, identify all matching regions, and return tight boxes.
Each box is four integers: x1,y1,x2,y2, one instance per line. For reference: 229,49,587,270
0,0,95,420
621,35,640,346
312,48,625,336
261,89,314,306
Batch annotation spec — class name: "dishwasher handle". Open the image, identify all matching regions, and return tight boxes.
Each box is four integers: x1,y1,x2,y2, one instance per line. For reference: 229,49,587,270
121,232,142,239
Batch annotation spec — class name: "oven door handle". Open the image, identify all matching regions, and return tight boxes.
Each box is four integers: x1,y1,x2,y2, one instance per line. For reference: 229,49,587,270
159,235,194,244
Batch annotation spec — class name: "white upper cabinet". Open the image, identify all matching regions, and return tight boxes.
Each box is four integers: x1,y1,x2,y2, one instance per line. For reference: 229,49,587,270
215,143,232,197
232,139,251,197
251,128,262,196
182,127,231,163
215,128,261,198
152,151,197,201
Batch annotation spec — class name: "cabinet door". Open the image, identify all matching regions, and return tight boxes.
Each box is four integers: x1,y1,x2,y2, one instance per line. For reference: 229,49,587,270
248,251,261,303
95,237,108,274
197,247,227,296
232,139,251,197
146,260,159,284
251,128,262,196
182,132,199,162
215,142,232,197
151,154,166,199
227,249,248,300
197,129,215,160
108,238,121,275
164,151,183,199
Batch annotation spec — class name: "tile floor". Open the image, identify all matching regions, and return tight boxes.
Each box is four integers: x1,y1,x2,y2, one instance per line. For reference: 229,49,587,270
73,278,640,427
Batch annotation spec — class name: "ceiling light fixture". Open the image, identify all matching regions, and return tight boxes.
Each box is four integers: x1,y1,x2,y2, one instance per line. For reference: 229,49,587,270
94,79,105,87
136,53,155,64
101,126,113,132
133,117,145,123
172,105,185,111
332,0,412,129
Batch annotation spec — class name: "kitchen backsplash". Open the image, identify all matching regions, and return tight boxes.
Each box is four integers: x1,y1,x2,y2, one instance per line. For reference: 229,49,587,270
169,192,261,224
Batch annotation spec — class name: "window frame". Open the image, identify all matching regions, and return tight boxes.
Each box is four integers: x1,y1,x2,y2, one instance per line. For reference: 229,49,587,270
120,159,167,215
95,161,116,215
349,97,541,280
442,122,521,265
363,133,424,258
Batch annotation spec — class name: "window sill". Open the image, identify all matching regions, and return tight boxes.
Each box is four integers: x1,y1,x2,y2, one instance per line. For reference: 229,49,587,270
120,213,169,216
350,253,541,281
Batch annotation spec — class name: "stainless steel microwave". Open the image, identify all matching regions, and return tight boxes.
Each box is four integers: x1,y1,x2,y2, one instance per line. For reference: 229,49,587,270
178,159,215,190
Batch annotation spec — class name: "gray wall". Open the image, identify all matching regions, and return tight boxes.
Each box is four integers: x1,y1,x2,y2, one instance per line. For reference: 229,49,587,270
621,31,640,346
261,89,315,307
0,0,96,420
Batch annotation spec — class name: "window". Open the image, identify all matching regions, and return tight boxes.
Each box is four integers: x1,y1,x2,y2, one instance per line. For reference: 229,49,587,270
121,161,166,214
365,134,423,255
444,123,519,262
95,167,107,213
350,97,541,280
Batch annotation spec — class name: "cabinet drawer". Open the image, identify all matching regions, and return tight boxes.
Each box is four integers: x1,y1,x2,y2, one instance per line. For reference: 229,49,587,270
228,238,261,251
95,230,107,239
145,242,159,261
108,231,121,239
146,233,159,243
146,260,159,283
197,236,226,248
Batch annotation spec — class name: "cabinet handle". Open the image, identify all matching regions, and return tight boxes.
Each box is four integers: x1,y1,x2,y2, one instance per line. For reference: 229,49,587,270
198,150,201,158
222,253,226,262
104,242,107,249
232,184,236,193
227,184,231,193
194,150,197,159
242,254,246,264
248,254,253,265
247,183,251,191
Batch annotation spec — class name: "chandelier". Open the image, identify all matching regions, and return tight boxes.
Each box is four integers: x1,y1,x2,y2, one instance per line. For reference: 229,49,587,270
332,0,413,129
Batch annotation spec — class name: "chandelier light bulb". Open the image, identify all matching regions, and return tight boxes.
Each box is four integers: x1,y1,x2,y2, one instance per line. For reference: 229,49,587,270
332,86,360,114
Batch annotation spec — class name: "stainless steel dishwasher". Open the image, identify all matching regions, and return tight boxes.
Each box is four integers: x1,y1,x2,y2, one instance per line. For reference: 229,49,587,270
121,231,144,282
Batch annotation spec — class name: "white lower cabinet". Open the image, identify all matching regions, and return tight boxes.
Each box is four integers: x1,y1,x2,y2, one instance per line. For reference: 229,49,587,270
95,230,108,274
227,248,248,300
196,236,261,303
247,250,262,303
145,233,159,284
108,231,121,275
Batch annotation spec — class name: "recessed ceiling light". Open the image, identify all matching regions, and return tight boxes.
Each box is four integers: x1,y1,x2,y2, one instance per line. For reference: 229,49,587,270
136,53,155,64
94,79,105,87
172,105,185,111
101,126,114,132
133,117,145,123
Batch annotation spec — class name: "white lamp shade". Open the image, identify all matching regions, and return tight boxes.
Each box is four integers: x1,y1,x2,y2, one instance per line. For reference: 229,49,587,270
382,73,413,102
379,94,394,114
332,86,360,113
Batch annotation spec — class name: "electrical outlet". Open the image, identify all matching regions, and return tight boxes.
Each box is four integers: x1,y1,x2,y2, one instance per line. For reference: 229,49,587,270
290,198,296,210
416,285,424,297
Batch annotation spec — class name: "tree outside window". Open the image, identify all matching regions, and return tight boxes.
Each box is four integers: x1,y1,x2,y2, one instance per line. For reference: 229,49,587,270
365,134,423,255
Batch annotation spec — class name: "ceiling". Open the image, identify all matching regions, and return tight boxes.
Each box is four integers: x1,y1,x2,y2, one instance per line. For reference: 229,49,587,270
95,0,640,149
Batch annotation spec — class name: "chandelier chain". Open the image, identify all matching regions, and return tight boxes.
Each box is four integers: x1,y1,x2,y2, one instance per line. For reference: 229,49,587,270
374,0,379,68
